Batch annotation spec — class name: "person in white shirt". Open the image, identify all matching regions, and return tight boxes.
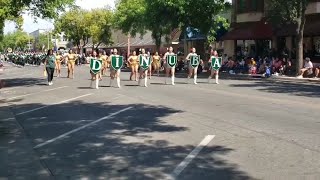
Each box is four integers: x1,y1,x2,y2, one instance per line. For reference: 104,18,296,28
297,57,313,78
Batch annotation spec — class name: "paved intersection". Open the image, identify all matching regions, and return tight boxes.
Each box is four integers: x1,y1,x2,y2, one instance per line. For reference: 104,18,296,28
1,63,320,180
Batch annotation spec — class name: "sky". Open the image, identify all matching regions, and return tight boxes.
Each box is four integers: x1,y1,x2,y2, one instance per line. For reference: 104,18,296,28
4,0,115,34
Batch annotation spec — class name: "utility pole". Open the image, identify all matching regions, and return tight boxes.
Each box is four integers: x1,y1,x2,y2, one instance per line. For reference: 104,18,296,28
127,34,130,58
47,31,50,50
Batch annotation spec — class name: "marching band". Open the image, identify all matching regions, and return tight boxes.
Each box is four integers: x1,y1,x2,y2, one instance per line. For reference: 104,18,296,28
1,46,222,88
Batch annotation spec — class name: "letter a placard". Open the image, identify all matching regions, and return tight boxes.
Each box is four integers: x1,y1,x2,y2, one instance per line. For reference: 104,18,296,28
90,58,103,74
139,55,151,69
111,56,124,70
190,55,200,68
211,57,222,71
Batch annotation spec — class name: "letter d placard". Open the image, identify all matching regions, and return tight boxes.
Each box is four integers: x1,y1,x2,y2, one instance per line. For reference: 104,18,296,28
90,59,102,74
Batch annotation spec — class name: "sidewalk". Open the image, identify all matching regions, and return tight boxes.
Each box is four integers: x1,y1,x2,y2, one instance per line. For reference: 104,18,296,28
0,101,52,179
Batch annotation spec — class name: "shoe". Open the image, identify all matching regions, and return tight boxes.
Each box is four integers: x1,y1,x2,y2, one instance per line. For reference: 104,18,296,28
297,75,303,79
215,82,219,84
194,82,198,85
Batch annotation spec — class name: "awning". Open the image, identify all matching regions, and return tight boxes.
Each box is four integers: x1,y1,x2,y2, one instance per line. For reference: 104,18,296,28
222,21,273,40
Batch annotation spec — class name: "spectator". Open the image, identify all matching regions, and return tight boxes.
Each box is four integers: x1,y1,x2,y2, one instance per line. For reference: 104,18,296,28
297,57,313,78
314,65,320,79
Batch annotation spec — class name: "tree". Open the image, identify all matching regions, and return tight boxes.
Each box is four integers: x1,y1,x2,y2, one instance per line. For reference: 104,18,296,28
54,7,114,52
0,0,75,37
0,30,31,51
144,0,180,51
114,0,229,53
35,33,54,51
86,8,114,49
113,0,147,37
267,0,308,74
54,8,91,53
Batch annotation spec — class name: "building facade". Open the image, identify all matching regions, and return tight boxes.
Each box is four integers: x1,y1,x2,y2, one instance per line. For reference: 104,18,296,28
222,0,320,61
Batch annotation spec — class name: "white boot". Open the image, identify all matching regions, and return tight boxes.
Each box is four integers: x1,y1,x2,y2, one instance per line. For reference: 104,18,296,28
144,76,148,87
109,79,113,87
90,80,93,88
116,77,121,88
171,75,175,85
194,75,197,85
208,77,211,83
215,75,219,84
186,77,190,84
138,76,141,86
95,79,99,89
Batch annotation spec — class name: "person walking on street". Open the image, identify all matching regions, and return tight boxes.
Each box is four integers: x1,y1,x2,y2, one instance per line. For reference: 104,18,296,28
44,49,56,86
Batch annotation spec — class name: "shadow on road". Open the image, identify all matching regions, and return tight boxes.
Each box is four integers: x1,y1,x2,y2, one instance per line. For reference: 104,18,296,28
4,100,255,179
0,78,44,89
228,80,320,98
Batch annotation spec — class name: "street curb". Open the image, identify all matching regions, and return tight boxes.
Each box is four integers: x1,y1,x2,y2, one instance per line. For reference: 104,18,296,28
0,102,53,179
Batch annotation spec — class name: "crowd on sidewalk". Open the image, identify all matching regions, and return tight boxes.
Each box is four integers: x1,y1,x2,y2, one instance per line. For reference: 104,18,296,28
218,54,320,79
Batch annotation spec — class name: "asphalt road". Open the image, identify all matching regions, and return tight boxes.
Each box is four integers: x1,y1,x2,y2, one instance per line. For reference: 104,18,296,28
1,62,320,180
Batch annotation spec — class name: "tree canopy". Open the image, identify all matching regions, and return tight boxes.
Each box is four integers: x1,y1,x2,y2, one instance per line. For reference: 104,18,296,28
54,7,114,51
267,0,308,72
0,30,32,51
0,0,75,38
113,0,230,50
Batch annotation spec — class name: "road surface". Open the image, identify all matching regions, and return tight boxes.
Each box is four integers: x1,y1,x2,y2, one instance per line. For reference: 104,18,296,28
1,63,320,180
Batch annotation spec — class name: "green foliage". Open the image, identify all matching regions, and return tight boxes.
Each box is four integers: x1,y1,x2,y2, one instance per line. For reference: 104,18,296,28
207,16,230,44
0,30,31,51
0,0,75,37
114,0,229,49
35,33,54,51
54,7,114,49
86,8,114,48
54,8,90,48
267,0,308,27
113,0,147,37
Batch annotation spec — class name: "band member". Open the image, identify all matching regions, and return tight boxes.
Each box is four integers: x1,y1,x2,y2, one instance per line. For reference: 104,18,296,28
152,52,161,76
186,47,202,84
163,46,176,85
208,50,220,84
128,51,139,81
138,48,150,87
101,51,108,76
44,49,56,86
55,52,63,77
90,50,101,89
108,49,121,88
66,49,76,79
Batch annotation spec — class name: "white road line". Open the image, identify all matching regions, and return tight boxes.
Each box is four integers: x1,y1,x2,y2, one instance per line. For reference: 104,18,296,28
16,93,93,116
170,135,215,179
6,86,68,101
33,106,133,149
